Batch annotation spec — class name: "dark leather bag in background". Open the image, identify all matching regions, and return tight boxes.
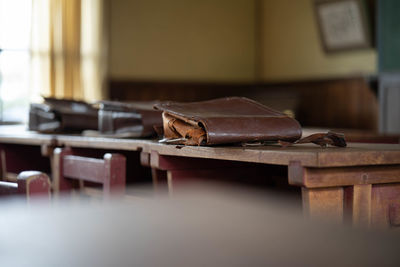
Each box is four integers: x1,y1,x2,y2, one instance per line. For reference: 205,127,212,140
29,98,98,133
98,101,163,137
154,97,303,146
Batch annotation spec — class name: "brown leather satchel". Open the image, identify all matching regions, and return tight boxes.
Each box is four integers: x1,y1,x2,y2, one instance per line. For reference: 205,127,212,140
154,97,303,146
29,97,98,133
155,97,346,147
98,101,163,137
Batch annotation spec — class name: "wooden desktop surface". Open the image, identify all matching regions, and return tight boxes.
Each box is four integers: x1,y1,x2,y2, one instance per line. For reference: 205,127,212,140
0,125,399,168
1,125,400,228
0,125,56,146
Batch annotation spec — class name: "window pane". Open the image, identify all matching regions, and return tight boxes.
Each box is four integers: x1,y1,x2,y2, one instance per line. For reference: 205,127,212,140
0,0,32,122
0,51,30,122
0,0,32,50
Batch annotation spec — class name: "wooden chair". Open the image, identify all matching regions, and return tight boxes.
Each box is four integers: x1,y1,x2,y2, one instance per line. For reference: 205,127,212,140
0,171,51,201
53,147,126,199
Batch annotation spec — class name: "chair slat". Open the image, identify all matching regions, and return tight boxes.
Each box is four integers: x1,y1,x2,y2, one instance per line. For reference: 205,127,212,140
63,156,106,183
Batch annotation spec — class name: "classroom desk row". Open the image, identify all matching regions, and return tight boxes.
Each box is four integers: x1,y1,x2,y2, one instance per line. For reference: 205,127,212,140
1,124,400,229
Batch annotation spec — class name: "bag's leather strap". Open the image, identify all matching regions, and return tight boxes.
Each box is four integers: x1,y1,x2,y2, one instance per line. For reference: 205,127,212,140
279,131,347,148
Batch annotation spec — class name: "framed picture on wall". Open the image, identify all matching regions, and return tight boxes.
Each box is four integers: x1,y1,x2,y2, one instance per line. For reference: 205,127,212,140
314,0,372,52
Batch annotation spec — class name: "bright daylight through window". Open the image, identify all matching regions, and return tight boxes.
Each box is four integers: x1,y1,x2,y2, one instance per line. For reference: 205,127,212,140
0,0,35,123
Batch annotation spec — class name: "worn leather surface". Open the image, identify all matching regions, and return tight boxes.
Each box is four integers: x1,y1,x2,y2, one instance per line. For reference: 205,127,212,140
98,101,163,137
29,98,98,133
155,97,303,145
279,131,346,148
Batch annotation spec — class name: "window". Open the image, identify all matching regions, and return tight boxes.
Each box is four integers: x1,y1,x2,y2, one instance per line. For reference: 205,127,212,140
0,0,34,123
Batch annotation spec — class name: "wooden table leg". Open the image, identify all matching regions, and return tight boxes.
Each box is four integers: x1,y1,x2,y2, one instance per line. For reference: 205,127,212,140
289,161,400,228
345,184,372,227
141,151,168,193
301,187,344,223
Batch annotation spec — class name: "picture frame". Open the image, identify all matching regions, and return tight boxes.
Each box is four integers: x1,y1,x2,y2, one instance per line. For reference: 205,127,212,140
314,0,372,52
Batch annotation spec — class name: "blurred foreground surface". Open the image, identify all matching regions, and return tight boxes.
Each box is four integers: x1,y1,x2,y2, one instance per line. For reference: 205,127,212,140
1,183,400,267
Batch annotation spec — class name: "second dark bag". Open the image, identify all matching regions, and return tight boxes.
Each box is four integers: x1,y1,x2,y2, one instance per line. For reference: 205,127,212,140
98,101,163,138
29,97,98,133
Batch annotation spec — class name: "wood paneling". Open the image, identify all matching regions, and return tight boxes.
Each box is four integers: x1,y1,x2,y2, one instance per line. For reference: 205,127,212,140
295,77,378,130
109,76,378,130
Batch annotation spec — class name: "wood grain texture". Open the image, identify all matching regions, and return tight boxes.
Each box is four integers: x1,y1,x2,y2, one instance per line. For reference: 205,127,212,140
1,126,400,168
109,77,378,130
350,184,372,227
63,156,106,183
371,184,400,228
146,143,320,167
54,147,126,198
289,163,400,188
2,126,400,228
56,134,147,151
296,77,378,131
302,187,344,223
149,151,270,171
146,142,400,167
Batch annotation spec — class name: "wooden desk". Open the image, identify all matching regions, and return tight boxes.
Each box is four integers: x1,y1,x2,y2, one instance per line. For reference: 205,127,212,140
1,125,400,228
55,134,147,151
56,132,400,228
141,142,400,228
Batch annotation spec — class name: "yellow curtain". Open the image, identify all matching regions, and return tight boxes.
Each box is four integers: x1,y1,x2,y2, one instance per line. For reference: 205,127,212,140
30,0,107,101
80,0,108,101
49,0,82,99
